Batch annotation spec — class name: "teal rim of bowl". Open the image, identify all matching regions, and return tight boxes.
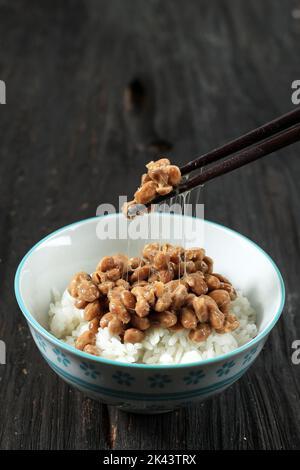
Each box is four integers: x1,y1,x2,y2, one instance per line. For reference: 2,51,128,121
14,214,286,369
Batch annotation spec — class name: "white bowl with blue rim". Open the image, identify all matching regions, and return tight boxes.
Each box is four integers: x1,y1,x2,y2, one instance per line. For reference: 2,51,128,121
14,213,285,413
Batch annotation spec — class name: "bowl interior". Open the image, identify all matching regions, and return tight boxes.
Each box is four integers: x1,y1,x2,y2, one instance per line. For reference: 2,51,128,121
16,214,284,342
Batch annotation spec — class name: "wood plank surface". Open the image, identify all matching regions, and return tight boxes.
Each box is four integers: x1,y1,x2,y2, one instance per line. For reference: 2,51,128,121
0,0,300,450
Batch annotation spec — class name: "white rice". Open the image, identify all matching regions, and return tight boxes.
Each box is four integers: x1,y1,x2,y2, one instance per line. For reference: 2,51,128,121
49,290,257,364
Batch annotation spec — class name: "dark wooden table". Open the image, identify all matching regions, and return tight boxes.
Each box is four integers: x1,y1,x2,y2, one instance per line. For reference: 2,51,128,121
1,0,300,450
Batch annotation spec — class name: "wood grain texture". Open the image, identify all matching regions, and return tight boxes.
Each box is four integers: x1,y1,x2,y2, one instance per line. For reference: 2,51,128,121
0,0,300,450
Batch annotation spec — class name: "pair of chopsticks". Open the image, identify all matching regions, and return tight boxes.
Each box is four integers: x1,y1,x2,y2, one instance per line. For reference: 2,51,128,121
146,107,300,207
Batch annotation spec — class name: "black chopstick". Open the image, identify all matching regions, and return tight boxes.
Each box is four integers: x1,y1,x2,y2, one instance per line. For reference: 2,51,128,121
177,123,300,194
142,120,300,209
126,108,300,217
179,107,300,176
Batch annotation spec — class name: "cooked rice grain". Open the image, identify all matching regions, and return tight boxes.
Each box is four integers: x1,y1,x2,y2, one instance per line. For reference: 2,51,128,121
49,289,257,364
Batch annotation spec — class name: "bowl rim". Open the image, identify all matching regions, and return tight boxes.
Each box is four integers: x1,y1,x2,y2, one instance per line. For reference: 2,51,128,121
14,215,285,369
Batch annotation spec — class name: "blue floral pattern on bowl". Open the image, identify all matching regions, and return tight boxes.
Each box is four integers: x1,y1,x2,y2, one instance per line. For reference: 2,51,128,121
52,348,70,367
112,371,134,386
242,346,258,365
148,373,172,388
216,360,235,377
25,320,271,413
35,332,47,352
80,362,100,379
183,370,205,385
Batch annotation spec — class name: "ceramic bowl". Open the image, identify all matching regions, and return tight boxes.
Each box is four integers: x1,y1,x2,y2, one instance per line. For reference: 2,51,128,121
14,214,285,413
